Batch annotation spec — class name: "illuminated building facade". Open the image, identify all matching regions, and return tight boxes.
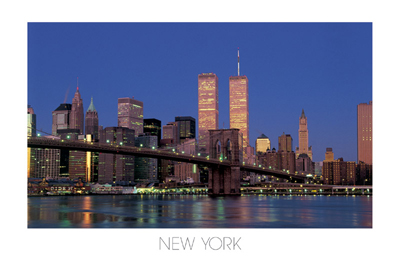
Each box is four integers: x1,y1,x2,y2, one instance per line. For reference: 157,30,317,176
324,148,334,162
85,134,98,183
144,118,162,147
229,75,249,148
27,105,36,137
255,134,271,154
135,134,158,184
357,101,372,165
174,163,199,183
68,149,86,180
70,84,84,134
257,148,294,176
34,147,62,179
27,105,36,178
279,151,296,173
85,97,99,140
278,133,293,152
57,129,85,181
118,97,143,136
198,73,219,154
98,127,135,184
175,116,195,143
174,138,199,183
52,103,71,136
162,122,179,145
259,148,279,170
323,158,356,185
32,136,69,179
296,109,312,160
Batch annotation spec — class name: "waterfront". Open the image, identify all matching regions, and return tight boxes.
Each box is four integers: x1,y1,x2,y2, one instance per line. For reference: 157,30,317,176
28,194,372,228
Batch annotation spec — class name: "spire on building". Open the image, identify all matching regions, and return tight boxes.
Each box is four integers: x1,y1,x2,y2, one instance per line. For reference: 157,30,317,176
87,97,97,112
237,47,240,76
301,109,306,118
73,77,81,98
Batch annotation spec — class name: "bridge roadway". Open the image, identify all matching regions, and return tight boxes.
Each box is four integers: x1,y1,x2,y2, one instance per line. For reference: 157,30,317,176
27,137,311,182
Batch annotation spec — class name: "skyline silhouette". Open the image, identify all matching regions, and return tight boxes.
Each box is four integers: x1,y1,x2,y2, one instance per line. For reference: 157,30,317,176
28,23,372,162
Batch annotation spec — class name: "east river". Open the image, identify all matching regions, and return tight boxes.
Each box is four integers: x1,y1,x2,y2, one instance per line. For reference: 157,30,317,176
27,194,372,228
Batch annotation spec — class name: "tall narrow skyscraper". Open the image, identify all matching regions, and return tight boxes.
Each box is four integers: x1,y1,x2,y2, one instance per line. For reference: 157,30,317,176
27,105,36,178
296,109,313,160
98,127,136,184
144,118,162,147
85,97,99,140
162,122,179,144
70,78,84,134
118,97,143,137
278,132,293,152
357,101,372,165
27,105,36,137
229,48,249,148
198,73,219,154
175,116,196,143
52,103,72,136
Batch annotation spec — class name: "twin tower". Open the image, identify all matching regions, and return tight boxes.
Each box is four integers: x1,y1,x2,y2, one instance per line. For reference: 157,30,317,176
197,74,312,161
198,73,249,155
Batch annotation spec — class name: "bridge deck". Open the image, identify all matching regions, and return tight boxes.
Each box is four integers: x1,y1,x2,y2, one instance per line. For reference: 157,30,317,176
28,137,312,182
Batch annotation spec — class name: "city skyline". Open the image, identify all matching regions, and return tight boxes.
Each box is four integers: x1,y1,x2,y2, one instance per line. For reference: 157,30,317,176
6,0,399,265
28,23,372,162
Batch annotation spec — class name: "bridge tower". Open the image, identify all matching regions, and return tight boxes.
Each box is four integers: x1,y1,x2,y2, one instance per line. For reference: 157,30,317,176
208,129,242,196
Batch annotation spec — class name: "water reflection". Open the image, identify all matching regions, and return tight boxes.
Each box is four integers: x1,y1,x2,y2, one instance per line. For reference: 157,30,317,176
27,195,372,228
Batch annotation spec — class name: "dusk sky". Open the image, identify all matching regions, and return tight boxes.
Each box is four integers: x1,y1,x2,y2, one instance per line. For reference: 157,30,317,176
28,22,372,162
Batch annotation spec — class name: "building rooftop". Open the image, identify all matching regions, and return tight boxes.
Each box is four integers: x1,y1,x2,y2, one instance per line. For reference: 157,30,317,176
54,103,72,111
86,97,97,112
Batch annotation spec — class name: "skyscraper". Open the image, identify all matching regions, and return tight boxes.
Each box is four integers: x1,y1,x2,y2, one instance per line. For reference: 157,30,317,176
229,49,249,148
357,101,372,165
85,97,99,140
324,148,334,162
278,132,293,152
323,158,356,185
98,127,135,184
296,109,312,160
255,134,271,154
198,73,219,154
27,105,36,178
27,105,36,137
144,118,162,147
175,116,196,143
118,97,143,136
162,122,179,144
70,79,84,134
52,103,72,136
278,133,295,173
135,133,158,184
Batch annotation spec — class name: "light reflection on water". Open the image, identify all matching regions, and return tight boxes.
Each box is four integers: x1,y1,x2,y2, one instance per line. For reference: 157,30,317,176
27,195,372,228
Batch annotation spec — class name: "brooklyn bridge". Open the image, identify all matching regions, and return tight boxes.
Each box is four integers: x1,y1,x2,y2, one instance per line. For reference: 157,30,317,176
28,129,316,196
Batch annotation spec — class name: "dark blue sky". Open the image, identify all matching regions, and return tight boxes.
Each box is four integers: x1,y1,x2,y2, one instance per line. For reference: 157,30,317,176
28,23,372,162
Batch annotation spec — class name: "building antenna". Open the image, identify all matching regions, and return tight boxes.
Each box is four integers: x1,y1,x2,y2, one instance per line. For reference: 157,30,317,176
77,77,79,91
63,86,70,103
237,47,240,76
